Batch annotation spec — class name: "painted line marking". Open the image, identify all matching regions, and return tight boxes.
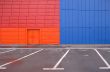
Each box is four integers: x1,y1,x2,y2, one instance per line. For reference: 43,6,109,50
0,48,110,50
0,49,43,69
0,49,16,54
94,49,110,69
83,55,89,56
43,49,70,71
43,68,64,70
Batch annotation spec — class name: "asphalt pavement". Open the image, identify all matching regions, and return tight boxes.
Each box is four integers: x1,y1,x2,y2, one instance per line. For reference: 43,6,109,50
0,48,110,72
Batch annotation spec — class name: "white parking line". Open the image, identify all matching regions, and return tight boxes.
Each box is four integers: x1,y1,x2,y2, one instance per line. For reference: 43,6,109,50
94,49,110,69
0,48,110,50
43,49,70,70
83,55,89,56
0,49,44,69
0,49,16,54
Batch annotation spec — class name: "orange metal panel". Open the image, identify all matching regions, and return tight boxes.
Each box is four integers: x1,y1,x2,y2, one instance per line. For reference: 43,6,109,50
0,29,1,44
40,28,60,44
0,28,27,44
0,0,60,45
27,29,40,44
41,28,59,32
18,29,27,44
0,28,60,44
1,28,19,44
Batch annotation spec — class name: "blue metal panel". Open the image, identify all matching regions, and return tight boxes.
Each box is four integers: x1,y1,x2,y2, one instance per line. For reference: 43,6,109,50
60,0,110,44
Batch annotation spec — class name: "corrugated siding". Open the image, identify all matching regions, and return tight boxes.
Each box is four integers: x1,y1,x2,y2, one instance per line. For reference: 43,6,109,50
0,0,59,28
60,0,110,44
0,0,60,44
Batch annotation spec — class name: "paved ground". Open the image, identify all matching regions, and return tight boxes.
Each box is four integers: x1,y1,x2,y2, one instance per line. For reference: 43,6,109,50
0,48,110,72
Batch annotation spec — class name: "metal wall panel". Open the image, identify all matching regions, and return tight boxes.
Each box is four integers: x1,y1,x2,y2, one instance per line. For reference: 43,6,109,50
0,0,60,44
60,0,110,44
0,0,60,28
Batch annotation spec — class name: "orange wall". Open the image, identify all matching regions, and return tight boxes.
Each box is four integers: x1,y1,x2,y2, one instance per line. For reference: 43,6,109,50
0,0,60,44
0,28,60,44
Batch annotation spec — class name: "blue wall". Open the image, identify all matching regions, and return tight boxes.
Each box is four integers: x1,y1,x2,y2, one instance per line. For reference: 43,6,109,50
60,0,110,44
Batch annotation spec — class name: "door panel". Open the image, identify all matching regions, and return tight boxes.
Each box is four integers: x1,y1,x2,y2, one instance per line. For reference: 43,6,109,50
27,29,40,44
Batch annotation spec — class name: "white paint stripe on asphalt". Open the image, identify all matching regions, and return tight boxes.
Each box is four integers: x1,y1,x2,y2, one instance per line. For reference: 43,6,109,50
83,55,89,56
43,49,70,70
0,49,43,69
0,48,110,50
94,49,110,69
53,49,70,68
0,49,16,54
43,68,64,70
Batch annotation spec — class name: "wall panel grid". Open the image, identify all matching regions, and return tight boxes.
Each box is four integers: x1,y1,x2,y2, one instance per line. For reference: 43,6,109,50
0,28,60,44
0,0,60,44
60,0,110,44
0,0,60,28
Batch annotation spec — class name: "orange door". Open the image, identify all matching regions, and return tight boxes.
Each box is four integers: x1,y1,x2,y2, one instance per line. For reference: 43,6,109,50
27,29,40,44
